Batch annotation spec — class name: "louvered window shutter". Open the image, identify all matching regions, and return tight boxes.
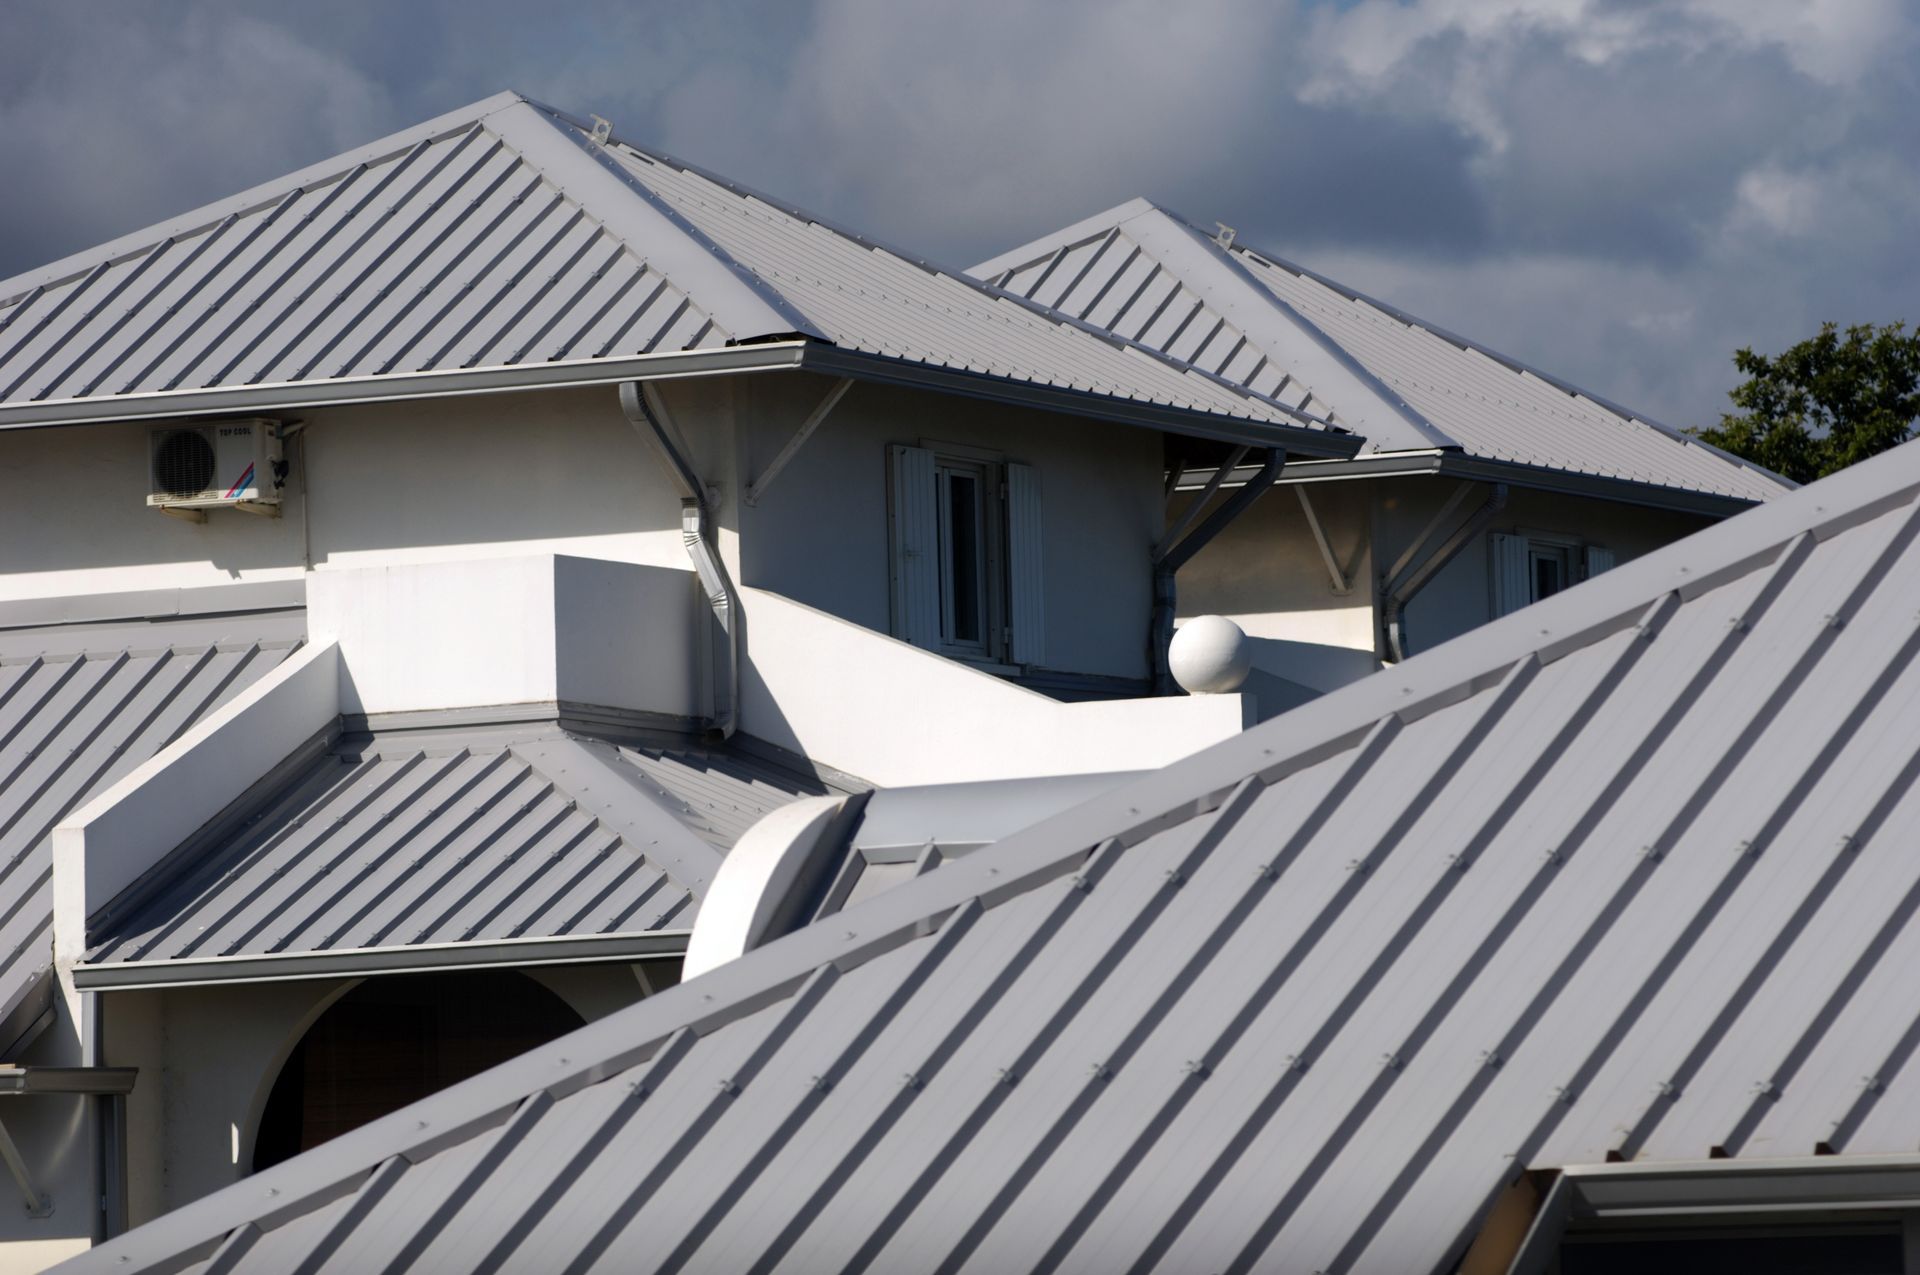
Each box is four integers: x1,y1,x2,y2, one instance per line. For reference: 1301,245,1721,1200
1584,544,1616,579
888,445,940,646
1006,463,1045,666
1490,533,1530,617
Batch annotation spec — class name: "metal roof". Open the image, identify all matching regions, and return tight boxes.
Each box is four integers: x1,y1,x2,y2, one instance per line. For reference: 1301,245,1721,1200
67,436,1920,1273
972,199,1791,505
0,97,1356,455
0,609,303,1054
78,726,830,987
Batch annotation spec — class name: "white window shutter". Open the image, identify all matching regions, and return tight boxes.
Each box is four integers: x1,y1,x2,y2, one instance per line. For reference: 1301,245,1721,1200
1490,533,1530,617
1006,462,1045,666
1584,544,1616,579
888,445,940,646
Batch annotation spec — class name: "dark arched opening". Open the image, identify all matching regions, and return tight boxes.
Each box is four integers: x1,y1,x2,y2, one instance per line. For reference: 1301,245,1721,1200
253,968,584,1171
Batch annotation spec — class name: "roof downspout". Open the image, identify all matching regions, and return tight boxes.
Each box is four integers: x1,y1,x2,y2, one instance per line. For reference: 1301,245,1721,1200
1381,481,1508,663
1150,447,1286,694
620,381,739,739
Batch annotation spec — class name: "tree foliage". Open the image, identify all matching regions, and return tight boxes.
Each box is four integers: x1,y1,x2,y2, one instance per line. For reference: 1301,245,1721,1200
1691,321,1920,485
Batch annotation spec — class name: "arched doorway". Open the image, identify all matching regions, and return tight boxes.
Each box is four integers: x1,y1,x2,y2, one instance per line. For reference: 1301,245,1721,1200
252,968,584,1171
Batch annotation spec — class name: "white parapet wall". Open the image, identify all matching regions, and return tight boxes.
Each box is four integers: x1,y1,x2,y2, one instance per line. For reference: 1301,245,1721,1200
738,587,1251,786
307,554,701,718
52,642,342,974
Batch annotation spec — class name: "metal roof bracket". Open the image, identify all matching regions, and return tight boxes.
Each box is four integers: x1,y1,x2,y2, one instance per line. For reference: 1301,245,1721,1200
1150,447,1287,693
1294,486,1352,595
744,377,853,506
0,1112,50,1218
1381,482,1509,663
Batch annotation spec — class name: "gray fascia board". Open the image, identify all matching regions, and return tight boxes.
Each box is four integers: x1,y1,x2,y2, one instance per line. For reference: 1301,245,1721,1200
0,342,809,429
73,931,689,991
0,1067,138,1096
1194,450,1761,518
0,92,529,309
1561,1154,1920,1218
1138,203,1457,453
796,344,1361,458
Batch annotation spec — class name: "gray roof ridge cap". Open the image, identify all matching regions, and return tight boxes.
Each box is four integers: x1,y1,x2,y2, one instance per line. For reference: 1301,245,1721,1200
60,446,1920,1273
514,110,1330,432
0,91,528,310
489,101,823,343
1136,205,1457,454
1224,237,1796,492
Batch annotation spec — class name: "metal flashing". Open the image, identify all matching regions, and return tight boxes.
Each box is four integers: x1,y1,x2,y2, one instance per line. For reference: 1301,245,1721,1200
74,931,689,991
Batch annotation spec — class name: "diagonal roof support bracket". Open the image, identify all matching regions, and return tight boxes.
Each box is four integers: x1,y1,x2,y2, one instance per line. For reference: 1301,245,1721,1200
0,1111,51,1218
744,377,853,506
1295,487,1352,595
1381,482,1509,663
1150,447,1287,693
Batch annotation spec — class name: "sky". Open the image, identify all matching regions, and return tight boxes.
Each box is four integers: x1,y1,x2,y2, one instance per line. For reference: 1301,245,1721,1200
2,0,1914,431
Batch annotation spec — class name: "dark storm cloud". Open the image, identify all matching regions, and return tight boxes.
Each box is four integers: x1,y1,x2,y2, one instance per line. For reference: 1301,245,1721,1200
1,0,1913,433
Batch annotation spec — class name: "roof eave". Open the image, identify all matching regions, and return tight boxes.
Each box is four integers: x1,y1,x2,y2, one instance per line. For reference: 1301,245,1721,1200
0,341,1362,457
1268,450,1767,518
72,930,691,991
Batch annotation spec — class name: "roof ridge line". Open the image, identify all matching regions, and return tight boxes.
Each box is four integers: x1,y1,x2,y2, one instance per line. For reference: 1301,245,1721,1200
1137,203,1460,454
499,102,823,343
1222,233,1795,489
0,91,529,311
523,109,1343,434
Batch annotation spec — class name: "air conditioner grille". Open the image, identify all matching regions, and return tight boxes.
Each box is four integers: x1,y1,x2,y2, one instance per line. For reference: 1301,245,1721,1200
154,430,216,497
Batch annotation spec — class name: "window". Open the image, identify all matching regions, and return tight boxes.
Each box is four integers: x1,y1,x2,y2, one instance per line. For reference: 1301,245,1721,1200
1492,532,1615,618
889,444,1044,665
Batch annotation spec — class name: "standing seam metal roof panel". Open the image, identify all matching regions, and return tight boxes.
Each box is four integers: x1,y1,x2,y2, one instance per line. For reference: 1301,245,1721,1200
63,295,1920,1275
0,611,303,1053
971,200,1791,504
0,95,1351,451
82,729,830,970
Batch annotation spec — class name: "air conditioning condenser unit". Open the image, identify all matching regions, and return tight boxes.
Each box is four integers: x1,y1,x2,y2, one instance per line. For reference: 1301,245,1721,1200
147,421,283,514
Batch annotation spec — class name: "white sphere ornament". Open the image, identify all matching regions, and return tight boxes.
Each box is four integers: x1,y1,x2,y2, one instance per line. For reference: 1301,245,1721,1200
1169,615,1252,694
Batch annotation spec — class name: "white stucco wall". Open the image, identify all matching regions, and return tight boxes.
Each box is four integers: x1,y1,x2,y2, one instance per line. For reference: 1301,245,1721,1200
733,374,1165,681
0,375,1167,685
105,963,663,1228
1172,479,1380,710
1383,479,1712,657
